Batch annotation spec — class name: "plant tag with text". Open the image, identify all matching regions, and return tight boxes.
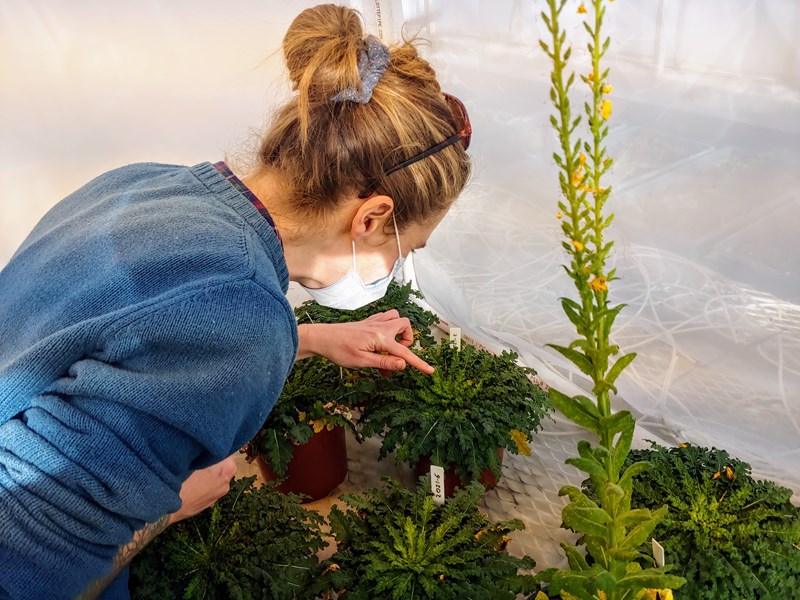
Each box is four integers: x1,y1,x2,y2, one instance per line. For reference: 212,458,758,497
430,464,446,505
651,538,665,568
449,327,462,350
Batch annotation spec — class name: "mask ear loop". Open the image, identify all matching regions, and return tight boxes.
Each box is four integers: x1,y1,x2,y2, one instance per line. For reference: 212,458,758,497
352,212,402,280
392,211,402,259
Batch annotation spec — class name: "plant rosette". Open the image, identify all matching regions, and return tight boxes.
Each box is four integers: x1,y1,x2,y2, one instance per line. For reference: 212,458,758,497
243,356,368,499
324,475,538,599
360,340,552,489
129,477,328,600
295,280,440,349
584,442,800,600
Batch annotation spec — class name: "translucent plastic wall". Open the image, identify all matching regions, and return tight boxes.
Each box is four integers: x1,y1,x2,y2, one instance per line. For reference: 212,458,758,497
2,1,798,493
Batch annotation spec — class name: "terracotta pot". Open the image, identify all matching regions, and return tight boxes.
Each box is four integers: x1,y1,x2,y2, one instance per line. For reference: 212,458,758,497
414,448,505,498
256,425,348,503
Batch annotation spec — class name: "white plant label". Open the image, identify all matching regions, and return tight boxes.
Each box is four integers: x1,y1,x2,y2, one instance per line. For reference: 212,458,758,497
430,464,446,505
449,327,462,350
652,538,665,568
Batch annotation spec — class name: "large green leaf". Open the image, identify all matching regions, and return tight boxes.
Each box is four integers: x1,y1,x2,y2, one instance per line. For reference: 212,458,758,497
620,506,668,550
607,547,653,563
550,389,600,433
547,343,594,377
563,505,611,538
615,508,652,528
559,485,600,509
566,456,608,481
562,543,591,572
611,416,635,475
617,460,652,492
599,410,634,437
615,568,686,592
605,352,636,387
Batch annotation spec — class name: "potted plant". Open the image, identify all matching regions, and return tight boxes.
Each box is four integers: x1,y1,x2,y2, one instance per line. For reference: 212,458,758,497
324,475,538,598
360,340,552,496
585,442,800,599
243,282,439,502
243,356,366,502
129,476,328,600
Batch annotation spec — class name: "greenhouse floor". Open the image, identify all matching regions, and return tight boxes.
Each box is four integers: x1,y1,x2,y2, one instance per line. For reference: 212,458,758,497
234,409,664,570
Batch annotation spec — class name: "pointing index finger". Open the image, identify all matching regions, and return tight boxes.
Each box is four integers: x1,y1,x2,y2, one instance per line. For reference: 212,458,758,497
391,342,434,375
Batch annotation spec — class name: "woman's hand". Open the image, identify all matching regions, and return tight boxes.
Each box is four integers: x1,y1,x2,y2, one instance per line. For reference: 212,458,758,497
169,455,238,524
297,309,434,374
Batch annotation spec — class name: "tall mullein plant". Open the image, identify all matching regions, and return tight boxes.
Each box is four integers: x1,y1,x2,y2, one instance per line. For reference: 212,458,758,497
538,1,685,598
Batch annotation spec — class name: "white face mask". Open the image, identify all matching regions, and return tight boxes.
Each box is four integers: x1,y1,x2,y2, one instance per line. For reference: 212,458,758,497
301,215,405,310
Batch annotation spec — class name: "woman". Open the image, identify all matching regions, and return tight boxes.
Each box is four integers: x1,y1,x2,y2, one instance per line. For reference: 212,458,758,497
0,4,471,599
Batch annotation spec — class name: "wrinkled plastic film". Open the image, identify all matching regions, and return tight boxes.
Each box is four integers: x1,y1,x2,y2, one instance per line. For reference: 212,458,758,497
2,1,798,496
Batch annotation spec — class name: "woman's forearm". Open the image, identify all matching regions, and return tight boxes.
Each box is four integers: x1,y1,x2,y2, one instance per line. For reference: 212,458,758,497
295,323,317,361
76,513,173,600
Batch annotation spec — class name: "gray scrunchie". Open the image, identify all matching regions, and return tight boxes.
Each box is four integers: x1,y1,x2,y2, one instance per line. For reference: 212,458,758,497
331,35,390,104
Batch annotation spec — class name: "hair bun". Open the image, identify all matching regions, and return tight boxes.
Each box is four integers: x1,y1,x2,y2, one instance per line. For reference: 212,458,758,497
283,4,365,103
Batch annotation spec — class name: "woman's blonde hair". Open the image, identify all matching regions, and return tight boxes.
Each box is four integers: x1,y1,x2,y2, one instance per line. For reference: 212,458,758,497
257,3,471,231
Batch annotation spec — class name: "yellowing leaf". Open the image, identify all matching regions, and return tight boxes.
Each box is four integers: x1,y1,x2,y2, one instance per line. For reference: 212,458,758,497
509,429,532,456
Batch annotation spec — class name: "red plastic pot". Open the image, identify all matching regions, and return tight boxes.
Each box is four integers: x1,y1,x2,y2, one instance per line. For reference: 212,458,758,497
414,448,505,498
256,425,348,503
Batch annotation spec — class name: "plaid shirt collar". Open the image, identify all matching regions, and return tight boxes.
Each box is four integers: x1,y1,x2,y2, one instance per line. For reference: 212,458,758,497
212,161,282,245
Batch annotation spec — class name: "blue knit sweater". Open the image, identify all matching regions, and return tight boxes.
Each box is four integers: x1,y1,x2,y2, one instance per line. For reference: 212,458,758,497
0,162,298,599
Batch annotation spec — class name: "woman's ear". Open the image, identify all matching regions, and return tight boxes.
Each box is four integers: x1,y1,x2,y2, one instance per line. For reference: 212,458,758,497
350,194,394,241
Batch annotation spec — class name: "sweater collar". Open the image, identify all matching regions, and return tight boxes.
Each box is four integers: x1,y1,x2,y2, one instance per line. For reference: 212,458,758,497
190,161,289,292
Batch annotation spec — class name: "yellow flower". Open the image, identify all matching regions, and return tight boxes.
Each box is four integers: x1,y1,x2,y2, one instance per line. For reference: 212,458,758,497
556,211,563,219
578,2,587,14
678,443,689,448
725,466,736,480
712,471,721,480
589,276,608,292
310,420,324,434
571,240,584,252
647,591,673,600
298,411,306,422
439,574,445,581
571,168,584,186
509,429,532,456
579,152,587,166
603,84,613,94
600,99,613,120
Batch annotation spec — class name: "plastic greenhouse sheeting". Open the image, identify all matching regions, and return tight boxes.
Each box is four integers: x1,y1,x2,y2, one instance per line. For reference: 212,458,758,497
2,0,799,502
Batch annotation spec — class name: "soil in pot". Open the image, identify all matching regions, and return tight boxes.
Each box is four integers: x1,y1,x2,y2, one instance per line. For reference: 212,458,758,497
414,448,505,498
256,425,348,502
